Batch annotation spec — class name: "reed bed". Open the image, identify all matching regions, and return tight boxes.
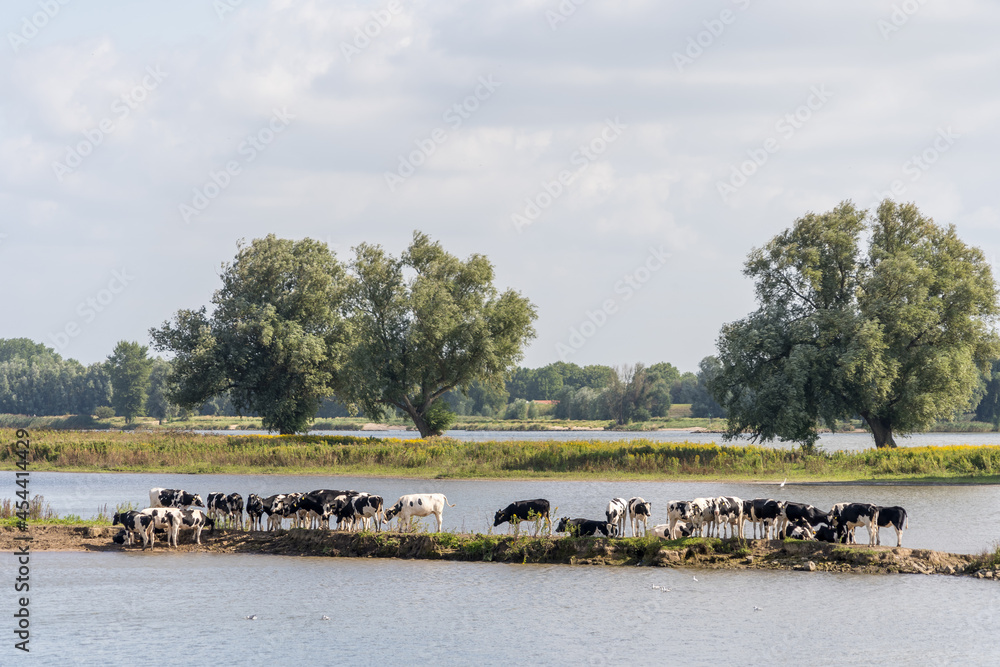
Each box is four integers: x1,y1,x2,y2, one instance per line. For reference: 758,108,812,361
3,429,1000,481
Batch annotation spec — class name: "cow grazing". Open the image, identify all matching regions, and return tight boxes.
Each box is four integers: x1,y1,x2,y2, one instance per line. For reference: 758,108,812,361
179,508,214,544
606,498,628,537
246,494,264,531
628,497,652,537
141,507,184,548
875,506,908,547
112,510,154,549
384,493,455,533
494,499,551,536
830,503,879,546
555,517,612,537
149,488,205,509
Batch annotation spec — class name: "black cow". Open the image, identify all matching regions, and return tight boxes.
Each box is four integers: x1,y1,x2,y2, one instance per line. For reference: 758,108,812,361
494,499,551,536
246,493,264,531
112,510,154,549
555,517,612,537
875,506,908,547
830,503,879,546
149,487,205,509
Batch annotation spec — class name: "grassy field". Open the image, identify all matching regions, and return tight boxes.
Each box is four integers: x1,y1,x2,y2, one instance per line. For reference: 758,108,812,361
4,428,1000,482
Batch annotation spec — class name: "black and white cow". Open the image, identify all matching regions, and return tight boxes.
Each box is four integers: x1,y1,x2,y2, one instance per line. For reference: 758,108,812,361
262,494,289,531
830,503,879,546
206,492,228,524
149,488,205,509
779,519,813,540
606,498,628,537
246,493,264,531
666,501,697,539
112,510,154,549
779,502,828,536
140,507,183,548
297,489,357,530
384,493,455,533
690,497,719,537
747,499,785,540
112,528,129,545
179,508,214,545
814,525,838,543
493,499,551,536
628,497,652,537
555,517,612,537
715,496,744,539
652,521,692,539
875,506,907,547
346,494,385,531
227,493,245,530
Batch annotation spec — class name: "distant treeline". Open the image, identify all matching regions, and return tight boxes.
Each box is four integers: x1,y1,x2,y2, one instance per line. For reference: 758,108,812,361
2,337,998,428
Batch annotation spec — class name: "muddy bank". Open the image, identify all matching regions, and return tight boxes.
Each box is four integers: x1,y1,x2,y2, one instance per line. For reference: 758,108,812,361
5,525,999,579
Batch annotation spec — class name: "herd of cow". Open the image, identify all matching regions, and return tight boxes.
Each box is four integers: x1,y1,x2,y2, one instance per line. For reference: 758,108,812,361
109,487,909,551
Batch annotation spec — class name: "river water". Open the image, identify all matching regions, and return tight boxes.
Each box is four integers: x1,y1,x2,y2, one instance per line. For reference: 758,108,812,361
196,428,1000,452
7,553,1000,666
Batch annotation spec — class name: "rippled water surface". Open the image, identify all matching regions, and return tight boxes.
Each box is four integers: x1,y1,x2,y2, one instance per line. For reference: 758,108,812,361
8,554,1000,666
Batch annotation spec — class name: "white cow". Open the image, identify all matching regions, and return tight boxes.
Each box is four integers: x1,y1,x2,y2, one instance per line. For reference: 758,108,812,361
384,493,455,532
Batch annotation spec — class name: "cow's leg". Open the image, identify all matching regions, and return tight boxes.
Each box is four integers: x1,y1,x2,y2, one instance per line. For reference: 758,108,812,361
435,511,443,533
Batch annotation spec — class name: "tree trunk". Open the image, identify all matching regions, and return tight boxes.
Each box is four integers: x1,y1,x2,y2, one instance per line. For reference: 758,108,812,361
861,412,897,448
403,405,434,439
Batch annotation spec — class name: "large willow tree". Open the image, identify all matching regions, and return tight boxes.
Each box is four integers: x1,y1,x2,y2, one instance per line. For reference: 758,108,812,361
712,200,999,448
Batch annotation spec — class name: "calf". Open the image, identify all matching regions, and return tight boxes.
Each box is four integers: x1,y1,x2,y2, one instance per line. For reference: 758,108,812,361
628,497,652,537
246,493,264,531
606,498,628,537
555,517,612,537
875,506,908,547
112,510,154,549
149,488,205,509
493,499,551,536
830,503,879,546
384,493,455,533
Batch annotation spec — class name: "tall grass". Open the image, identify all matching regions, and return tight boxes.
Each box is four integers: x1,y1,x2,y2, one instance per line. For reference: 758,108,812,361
3,428,1000,480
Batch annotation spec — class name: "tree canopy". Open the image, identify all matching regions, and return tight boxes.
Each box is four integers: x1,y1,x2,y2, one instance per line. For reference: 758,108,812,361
107,340,153,423
337,231,537,437
150,235,347,434
713,200,1000,448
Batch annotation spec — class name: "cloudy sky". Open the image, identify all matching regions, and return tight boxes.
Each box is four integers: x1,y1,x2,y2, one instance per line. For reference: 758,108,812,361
2,0,998,373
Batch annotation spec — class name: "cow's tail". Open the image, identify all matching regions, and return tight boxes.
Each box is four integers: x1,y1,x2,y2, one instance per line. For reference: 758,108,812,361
443,495,456,508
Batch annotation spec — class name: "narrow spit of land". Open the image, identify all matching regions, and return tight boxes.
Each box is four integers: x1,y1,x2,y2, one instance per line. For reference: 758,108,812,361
4,525,999,580
4,429,1000,483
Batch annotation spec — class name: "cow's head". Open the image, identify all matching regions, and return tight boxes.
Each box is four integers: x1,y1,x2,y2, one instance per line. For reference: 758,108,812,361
384,503,401,522
112,512,124,526
191,494,205,507
555,517,569,533
493,509,507,527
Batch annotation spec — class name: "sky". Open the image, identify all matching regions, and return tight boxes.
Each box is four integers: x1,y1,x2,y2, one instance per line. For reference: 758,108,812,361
1,0,998,373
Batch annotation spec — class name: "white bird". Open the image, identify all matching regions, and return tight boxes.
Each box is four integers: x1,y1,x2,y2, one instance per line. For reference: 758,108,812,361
692,576,698,582
321,616,330,621
754,606,763,612
245,615,257,621
780,478,787,488
660,588,671,593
